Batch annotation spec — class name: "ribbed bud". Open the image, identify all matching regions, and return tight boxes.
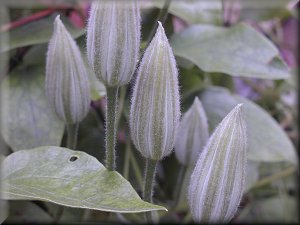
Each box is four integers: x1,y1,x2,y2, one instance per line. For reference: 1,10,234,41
45,15,90,124
175,97,209,166
130,22,180,160
87,0,140,87
188,104,247,223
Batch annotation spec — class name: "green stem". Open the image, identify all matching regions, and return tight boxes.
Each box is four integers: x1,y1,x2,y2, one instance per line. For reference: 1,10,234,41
66,123,79,149
252,166,296,189
54,123,79,222
143,158,158,223
129,145,143,190
123,138,131,180
105,86,119,171
145,0,172,48
172,165,187,210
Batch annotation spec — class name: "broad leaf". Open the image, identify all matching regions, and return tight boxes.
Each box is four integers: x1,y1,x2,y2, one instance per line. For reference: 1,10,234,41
235,195,297,223
1,146,167,213
199,87,297,164
170,23,290,79
0,13,85,52
244,160,259,193
0,65,64,151
150,0,222,24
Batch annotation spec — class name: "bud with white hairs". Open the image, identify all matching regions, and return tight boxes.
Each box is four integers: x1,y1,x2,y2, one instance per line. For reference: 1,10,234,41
188,104,247,223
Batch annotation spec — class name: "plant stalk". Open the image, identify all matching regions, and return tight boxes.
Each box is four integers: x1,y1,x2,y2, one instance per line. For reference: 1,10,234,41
105,86,119,171
145,0,171,49
66,123,79,149
172,165,187,210
143,158,158,222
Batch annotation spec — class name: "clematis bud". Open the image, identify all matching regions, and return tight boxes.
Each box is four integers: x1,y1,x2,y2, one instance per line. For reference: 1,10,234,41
87,0,140,87
45,15,90,124
175,97,209,166
130,22,180,160
188,104,247,223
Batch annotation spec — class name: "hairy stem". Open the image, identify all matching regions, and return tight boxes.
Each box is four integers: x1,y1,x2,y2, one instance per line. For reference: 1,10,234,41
172,165,187,210
105,86,119,171
143,158,158,222
66,123,79,150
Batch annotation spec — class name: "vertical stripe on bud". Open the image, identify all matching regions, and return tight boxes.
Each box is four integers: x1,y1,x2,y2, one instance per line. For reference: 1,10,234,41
188,104,247,223
175,97,209,166
45,15,90,124
87,0,140,87
130,22,180,160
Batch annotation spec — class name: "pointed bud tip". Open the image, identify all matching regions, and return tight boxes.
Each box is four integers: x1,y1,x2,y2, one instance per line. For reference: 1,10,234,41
235,103,244,114
193,97,201,105
54,15,61,24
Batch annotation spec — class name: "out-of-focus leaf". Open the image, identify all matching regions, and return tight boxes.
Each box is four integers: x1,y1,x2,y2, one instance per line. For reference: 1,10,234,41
239,0,292,21
0,65,64,151
170,23,290,79
150,0,222,24
0,13,85,52
245,160,259,193
5,201,52,223
235,195,298,223
199,87,297,164
1,146,167,213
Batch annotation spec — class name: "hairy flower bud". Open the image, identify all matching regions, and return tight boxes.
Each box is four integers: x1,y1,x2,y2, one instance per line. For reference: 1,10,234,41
87,0,140,87
175,97,209,166
188,104,247,223
130,22,180,160
45,15,90,124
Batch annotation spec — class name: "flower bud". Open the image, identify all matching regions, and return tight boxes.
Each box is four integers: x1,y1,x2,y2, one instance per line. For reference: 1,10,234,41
45,15,90,124
188,104,247,223
87,0,140,87
175,97,209,166
130,22,180,160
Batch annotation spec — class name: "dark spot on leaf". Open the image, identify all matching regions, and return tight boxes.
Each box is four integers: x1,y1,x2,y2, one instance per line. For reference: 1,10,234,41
69,156,78,162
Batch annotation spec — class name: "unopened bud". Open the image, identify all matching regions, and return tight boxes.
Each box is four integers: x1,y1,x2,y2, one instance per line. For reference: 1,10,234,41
175,97,209,166
130,22,180,160
45,15,90,124
188,104,247,223
87,0,140,87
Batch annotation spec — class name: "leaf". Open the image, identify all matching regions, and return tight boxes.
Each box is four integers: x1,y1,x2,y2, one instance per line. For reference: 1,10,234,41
170,23,290,79
150,0,222,24
1,146,167,213
199,86,297,164
244,160,259,193
239,0,292,21
5,201,52,223
0,65,65,151
235,195,298,223
0,13,85,52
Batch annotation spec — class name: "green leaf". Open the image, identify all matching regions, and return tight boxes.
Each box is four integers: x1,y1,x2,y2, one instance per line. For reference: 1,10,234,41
235,195,298,223
150,0,222,24
170,23,290,79
1,146,167,213
199,87,297,164
0,13,85,52
245,160,259,193
0,65,65,151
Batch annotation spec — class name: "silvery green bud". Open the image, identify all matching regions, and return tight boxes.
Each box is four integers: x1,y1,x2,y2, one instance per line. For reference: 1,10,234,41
130,22,180,160
188,104,247,223
87,0,140,87
175,97,209,166
45,15,90,124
